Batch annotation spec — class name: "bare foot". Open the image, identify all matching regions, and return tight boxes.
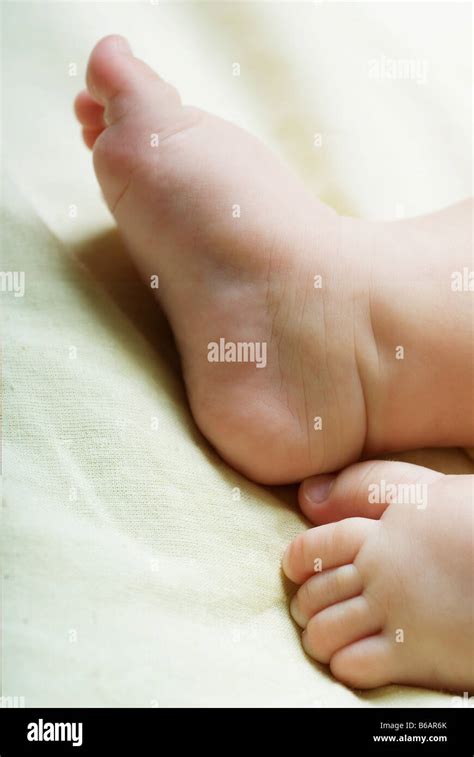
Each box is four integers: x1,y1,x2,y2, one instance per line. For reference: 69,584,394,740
283,461,474,691
74,36,474,484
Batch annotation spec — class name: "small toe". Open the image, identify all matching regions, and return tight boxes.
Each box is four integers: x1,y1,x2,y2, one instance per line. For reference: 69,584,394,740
290,564,363,628
282,517,375,584
303,595,382,664
74,90,105,129
330,635,395,689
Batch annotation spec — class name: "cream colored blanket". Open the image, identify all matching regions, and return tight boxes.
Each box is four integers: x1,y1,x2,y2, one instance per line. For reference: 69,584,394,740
2,1,472,707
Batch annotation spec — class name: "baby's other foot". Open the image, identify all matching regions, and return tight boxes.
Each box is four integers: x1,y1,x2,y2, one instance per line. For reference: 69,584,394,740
283,461,474,691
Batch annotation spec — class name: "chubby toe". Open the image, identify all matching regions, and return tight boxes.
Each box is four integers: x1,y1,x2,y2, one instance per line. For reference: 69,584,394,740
298,460,443,525
290,564,363,628
86,35,134,104
330,635,395,689
282,517,375,584
303,595,382,664
74,90,105,129
86,35,180,123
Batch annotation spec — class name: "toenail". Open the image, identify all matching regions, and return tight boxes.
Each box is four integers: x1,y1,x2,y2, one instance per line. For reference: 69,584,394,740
302,474,336,505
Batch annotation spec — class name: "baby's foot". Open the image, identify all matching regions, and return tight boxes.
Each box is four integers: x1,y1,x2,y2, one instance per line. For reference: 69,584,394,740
75,36,474,484
283,461,474,691
74,35,369,483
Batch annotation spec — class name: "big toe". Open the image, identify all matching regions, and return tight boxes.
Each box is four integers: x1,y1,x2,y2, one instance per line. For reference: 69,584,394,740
298,460,443,525
82,35,185,211
86,35,180,124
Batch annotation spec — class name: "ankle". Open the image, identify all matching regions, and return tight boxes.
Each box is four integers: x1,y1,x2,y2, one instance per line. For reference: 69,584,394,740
341,212,474,454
